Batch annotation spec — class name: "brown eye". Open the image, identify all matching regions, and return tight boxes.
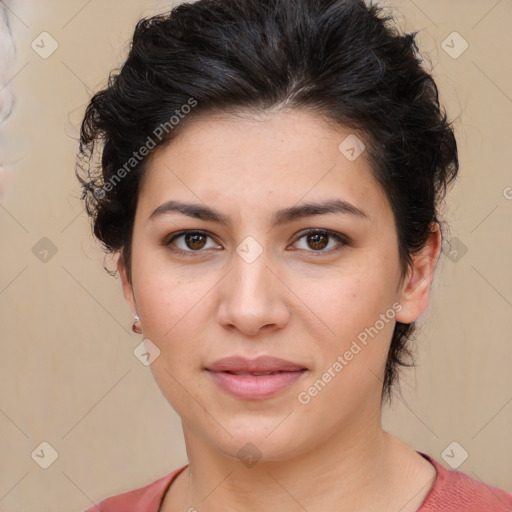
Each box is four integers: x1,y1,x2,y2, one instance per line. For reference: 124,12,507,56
165,230,220,255
292,229,348,254
306,232,329,250
184,232,207,250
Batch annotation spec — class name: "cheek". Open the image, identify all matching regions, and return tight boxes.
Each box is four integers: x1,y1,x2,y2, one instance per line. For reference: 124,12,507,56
300,264,395,335
298,265,399,386
131,262,228,404
133,253,218,340
134,265,211,408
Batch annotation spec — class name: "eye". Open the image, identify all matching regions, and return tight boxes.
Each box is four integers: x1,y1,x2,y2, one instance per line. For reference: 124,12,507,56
163,229,349,257
291,229,348,254
164,230,221,256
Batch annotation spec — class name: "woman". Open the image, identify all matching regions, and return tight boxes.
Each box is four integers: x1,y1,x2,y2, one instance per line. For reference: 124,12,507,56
76,0,512,510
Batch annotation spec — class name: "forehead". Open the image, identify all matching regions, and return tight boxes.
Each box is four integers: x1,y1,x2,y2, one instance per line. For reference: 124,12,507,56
137,109,390,222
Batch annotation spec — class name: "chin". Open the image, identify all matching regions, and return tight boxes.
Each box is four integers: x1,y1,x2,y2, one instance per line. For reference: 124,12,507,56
203,417,312,464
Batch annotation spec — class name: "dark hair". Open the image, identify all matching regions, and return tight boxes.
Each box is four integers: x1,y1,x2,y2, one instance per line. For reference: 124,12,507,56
76,0,459,402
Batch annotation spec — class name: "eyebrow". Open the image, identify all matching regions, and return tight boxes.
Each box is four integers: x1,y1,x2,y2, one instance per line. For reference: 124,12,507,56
148,198,368,228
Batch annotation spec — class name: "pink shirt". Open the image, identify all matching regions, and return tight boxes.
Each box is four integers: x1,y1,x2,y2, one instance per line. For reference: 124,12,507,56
84,452,512,511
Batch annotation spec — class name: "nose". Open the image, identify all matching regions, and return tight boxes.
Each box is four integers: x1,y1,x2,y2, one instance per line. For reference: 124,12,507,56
216,247,290,336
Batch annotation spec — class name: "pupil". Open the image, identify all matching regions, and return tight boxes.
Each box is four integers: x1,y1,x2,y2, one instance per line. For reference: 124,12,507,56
186,233,206,250
183,233,329,251
308,233,327,250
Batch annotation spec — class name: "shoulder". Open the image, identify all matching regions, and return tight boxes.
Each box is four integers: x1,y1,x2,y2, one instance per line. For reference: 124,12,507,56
417,452,512,512
82,465,188,512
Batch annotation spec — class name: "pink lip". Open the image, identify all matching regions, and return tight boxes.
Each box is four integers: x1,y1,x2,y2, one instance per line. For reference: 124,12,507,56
205,355,308,400
206,355,307,373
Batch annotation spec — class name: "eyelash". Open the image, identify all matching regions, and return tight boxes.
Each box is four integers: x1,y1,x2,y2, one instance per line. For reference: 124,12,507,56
162,229,349,257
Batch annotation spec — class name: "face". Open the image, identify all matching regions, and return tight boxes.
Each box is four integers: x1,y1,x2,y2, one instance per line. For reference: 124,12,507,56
118,109,440,463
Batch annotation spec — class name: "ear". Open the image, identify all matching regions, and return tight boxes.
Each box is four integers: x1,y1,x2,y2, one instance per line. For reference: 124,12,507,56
117,254,137,316
395,222,442,324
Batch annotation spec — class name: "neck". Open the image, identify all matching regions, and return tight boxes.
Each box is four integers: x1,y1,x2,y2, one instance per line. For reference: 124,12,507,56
174,414,417,512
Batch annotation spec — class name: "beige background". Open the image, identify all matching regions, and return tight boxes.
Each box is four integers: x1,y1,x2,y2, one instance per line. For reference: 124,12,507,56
0,1,511,511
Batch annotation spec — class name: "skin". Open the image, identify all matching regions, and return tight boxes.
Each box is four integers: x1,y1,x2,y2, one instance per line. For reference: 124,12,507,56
117,109,441,512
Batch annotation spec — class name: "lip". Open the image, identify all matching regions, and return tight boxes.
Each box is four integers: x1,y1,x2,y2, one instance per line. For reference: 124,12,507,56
205,355,308,400
206,355,307,373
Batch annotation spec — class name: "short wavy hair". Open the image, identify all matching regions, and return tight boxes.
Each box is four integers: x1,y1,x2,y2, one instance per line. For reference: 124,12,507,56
76,0,459,402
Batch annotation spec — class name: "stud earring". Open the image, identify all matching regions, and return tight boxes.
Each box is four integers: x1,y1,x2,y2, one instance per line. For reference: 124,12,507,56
132,315,142,334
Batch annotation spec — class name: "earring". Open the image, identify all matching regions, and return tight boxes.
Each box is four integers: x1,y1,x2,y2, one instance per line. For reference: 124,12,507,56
132,315,142,334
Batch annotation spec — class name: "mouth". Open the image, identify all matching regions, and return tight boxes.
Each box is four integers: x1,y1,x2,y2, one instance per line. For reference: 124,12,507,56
205,355,307,374
205,356,308,400
221,370,293,376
